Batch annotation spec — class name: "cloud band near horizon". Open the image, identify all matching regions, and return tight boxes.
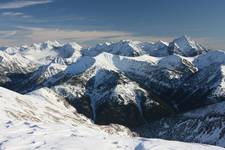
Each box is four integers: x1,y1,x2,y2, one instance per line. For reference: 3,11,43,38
0,0,52,9
0,26,223,50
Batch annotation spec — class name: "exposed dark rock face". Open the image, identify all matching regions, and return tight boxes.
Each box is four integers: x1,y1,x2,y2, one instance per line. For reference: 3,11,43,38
135,101,225,147
95,100,143,127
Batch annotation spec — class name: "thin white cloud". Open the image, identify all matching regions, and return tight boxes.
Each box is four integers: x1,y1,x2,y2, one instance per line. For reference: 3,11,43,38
0,30,18,46
0,26,224,50
15,26,176,44
0,0,53,9
0,38,15,46
15,26,133,44
197,37,225,50
1,12,31,18
0,30,17,37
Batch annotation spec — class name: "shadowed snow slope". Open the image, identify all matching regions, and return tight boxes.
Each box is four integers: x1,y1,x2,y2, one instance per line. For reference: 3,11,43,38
136,100,225,147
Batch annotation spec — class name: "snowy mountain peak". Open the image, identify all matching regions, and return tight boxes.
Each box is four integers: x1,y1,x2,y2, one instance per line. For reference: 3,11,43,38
176,35,190,41
39,40,61,50
169,35,206,57
140,40,169,57
97,42,112,47
82,40,143,57
117,40,144,48
173,35,196,48
0,41,83,64
57,42,82,58
155,40,169,47
0,46,19,55
63,42,82,50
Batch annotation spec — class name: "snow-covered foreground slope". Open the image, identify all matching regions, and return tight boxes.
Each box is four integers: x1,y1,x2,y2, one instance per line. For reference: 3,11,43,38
2,123,224,150
0,87,130,135
1,87,222,150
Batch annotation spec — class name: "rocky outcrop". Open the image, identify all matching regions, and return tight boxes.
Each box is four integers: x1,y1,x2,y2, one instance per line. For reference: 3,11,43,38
136,100,225,147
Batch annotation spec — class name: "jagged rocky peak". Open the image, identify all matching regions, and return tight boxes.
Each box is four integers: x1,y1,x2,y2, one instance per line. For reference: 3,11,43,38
141,40,170,57
51,56,67,65
169,35,207,57
19,40,81,53
81,42,111,56
62,42,82,50
0,50,37,72
82,36,207,57
83,40,144,57
108,40,143,56
57,42,82,58
37,40,62,50
154,40,169,48
0,46,19,55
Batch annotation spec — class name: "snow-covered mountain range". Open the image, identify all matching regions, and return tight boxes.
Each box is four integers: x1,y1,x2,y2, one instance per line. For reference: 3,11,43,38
1,35,225,149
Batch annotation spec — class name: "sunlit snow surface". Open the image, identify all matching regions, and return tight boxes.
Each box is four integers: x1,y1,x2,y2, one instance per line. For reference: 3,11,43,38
1,122,224,150
0,122,223,150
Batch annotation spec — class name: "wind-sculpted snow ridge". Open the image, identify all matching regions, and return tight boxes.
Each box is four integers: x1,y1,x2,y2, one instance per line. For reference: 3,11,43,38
1,35,225,148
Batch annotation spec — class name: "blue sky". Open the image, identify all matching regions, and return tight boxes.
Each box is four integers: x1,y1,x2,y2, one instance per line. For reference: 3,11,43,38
0,0,224,49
